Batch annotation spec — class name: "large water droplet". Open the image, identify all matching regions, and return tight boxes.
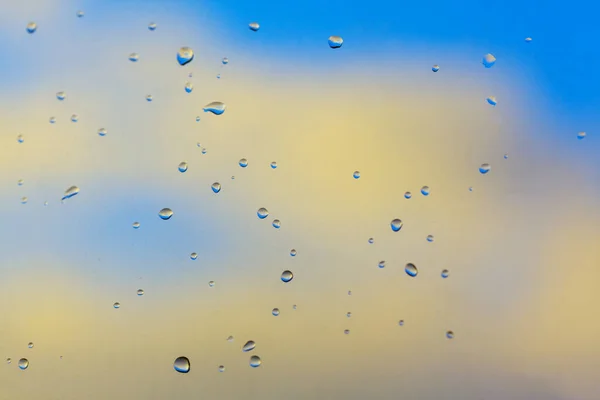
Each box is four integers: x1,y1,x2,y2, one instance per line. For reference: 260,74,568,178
257,207,269,219
328,35,343,48
421,186,430,196
486,96,497,106
137,289,144,296
272,219,281,229
56,91,66,101
98,128,107,136
62,185,80,201
17,134,24,143
18,358,29,370
129,53,139,62
211,182,221,193
432,64,440,72
28,342,34,349
113,302,120,309
71,114,79,123
249,355,262,368
222,57,229,65
76,10,84,18
185,82,193,93
441,269,449,279
26,22,37,34
281,270,294,283
177,47,194,66
270,161,277,169
239,158,248,168
391,219,403,232
577,131,586,140
353,171,360,179
290,249,297,257
405,263,418,277
272,308,280,316
482,53,496,68
132,221,140,229
378,260,386,269
158,208,173,220
479,163,491,174
248,22,260,31
173,356,190,373
190,252,198,260
242,341,256,352
148,22,157,31
178,162,188,173
446,330,454,339
203,101,226,115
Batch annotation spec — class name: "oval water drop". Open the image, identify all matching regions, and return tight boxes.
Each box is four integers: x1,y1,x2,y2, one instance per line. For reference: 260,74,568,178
432,64,440,72
190,252,198,260
56,91,66,101
405,263,418,277
113,302,120,309
137,289,144,296
441,269,449,279
158,208,173,220
98,128,107,136
76,10,84,18
21,197,28,204
446,330,454,339
129,53,139,62
242,341,256,352
427,235,434,242
270,161,277,169
148,22,157,31
219,365,225,372
222,57,229,65
27,342,34,349
404,191,412,199
290,249,297,257
248,22,260,31
71,114,79,122
146,94,153,102
486,96,497,106
378,260,386,269
368,237,374,244
17,134,24,143
328,35,343,48
272,219,281,229
173,356,190,373
577,131,586,140
132,221,140,229
353,171,360,179
421,186,430,196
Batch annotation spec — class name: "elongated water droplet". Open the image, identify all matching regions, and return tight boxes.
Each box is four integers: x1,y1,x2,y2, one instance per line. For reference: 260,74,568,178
427,235,434,242
272,219,281,229
482,53,496,68
211,182,221,193
132,221,140,229
328,35,343,48
177,47,194,66
129,53,139,62
378,260,386,269
257,207,269,219
432,65,440,72
479,163,491,174
203,101,226,115
353,171,360,179
272,308,280,316
239,158,248,168
248,22,260,31
71,114,79,122
18,358,29,370
185,82,193,93
27,342,34,349
17,134,24,143
525,37,532,42
486,96,497,106
26,22,37,34
290,249,297,257
222,57,229,65
148,22,157,31
62,185,80,201
391,219,403,232
242,341,256,352
281,270,294,283
405,263,418,277
113,302,120,309
404,191,412,199
137,289,144,296
98,128,107,136
446,330,454,339
190,252,198,260
173,356,190,373
577,131,586,140
441,269,449,278
178,162,188,173
158,208,173,220
56,91,66,101
421,186,430,196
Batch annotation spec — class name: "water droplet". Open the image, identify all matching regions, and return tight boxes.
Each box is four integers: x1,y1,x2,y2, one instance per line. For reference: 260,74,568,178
26,22,37,34
76,10,84,18
353,171,360,179
98,128,107,136
231,176,235,180
196,116,201,122
328,35,343,48
239,158,248,168
270,161,277,169
113,302,120,309
290,249,297,257
504,153,509,159
44,201,48,206
27,342,34,349
272,219,281,229
390,219,403,232
148,22,157,31
577,131,586,140
158,208,173,220
49,116,56,124
177,47,194,66
272,308,280,316
216,74,221,79
405,263,418,277
185,82,193,93
368,237,374,244
469,186,474,192
190,252,198,260
18,358,29,370
441,269,449,279
293,304,297,309
404,191,412,199
479,163,491,174
525,37,532,42
420,186,430,196
6,358,11,364
203,101,226,115
218,365,225,372
129,53,139,62
132,221,140,229
21,197,28,204
486,96,497,106
242,341,256,352
249,355,262,368
173,356,190,373
178,161,188,173
446,330,454,339
222,57,229,65
146,94,153,102
208,281,215,287
61,185,79,201
137,289,144,296
56,91,66,101
257,207,269,219
482,53,496,68
17,134,24,143
211,182,221,193
427,235,434,242
17,179,23,186
432,64,440,72
227,336,234,342
346,312,352,318
201,148,207,154
71,114,79,122
378,260,386,269
398,320,404,326
281,270,294,283
348,290,352,296
344,329,350,335
248,22,260,31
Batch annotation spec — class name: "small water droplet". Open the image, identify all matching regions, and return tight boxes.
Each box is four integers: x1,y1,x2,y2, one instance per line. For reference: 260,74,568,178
486,96,497,106
6,358,11,364
17,179,23,186
21,197,28,204
17,134,24,143
173,356,190,373
249,355,262,368
137,289,144,296
129,53,139,62
270,161,277,169
281,270,294,282
177,47,194,66
378,260,386,269
239,158,248,168
249,22,260,31
56,91,66,101
148,22,157,31
482,53,496,68
211,182,221,193
353,171,360,179
405,263,418,277
368,237,374,244
76,10,84,18
218,365,225,372
43,201,48,206
479,163,491,174
26,22,37,34
272,308,280,316
427,235,434,242
577,131,586,140
132,221,140,229
231,176,235,180
208,281,215,287
62,185,80,201
227,336,234,342
391,219,403,232
71,114,79,122
178,161,188,173
216,74,221,79
257,207,269,219
441,269,449,278
469,186,474,192
293,304,297,309
328,35,343,48
346,312,352,318
190,252,198,260
18,358,29,370
290,249,297,257
196,116,201,122
98,128,107,136
272,219,281,229
446,330,454,339
404,191,412,199
113,302,120,309
158,208,173,220
27,342,34,349
203,101,226,115
146,94,153,102
344,329,350,335
348,290,352,296
49,116,56,124
525,37,532,42
222,57,229,65
185,82,193,93
431,64,441,72
399,320,404,326
242,341,256,352
504,153,509,159
201,148,207,154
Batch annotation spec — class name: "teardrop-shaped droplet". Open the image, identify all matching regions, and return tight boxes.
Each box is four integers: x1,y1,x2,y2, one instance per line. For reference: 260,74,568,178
248,22,260,32
577,131,586,140
129,53,139,62
249,355,262,367
405,263,418,277
132,221,140,229
211,182,221,193
239,158,248,168
98,128,107,136
257,207,269,219
190,252,198,260
178,161,188,173
446,330,454,339
427,235,434,242
173,356,190,373
177,47,194,66
404,191,412,199
203,101,226,115
281,270,294,283
62,185,80,201
148,22,157,31
113,302,120,309
185,82,193,93
486,96,497,106
137,289,144,296
26,22,37,34
328,35,343,48
272,308,280,316
432,64,440,72
290,249,297,257
71,114,79,122
17,134,24,143
391,219,403,232
482,53,496,68
378,260,386,269
56,91,66,101
421,186,430,196
479,163,491,174
353,171,360,179
270,161,277,169
18,358,29,370
158,208,173,220
222,57,229,65
441,269,449,279
242,340,256,352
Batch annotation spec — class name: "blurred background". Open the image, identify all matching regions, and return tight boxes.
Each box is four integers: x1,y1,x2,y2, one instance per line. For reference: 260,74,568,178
0,0,599,399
